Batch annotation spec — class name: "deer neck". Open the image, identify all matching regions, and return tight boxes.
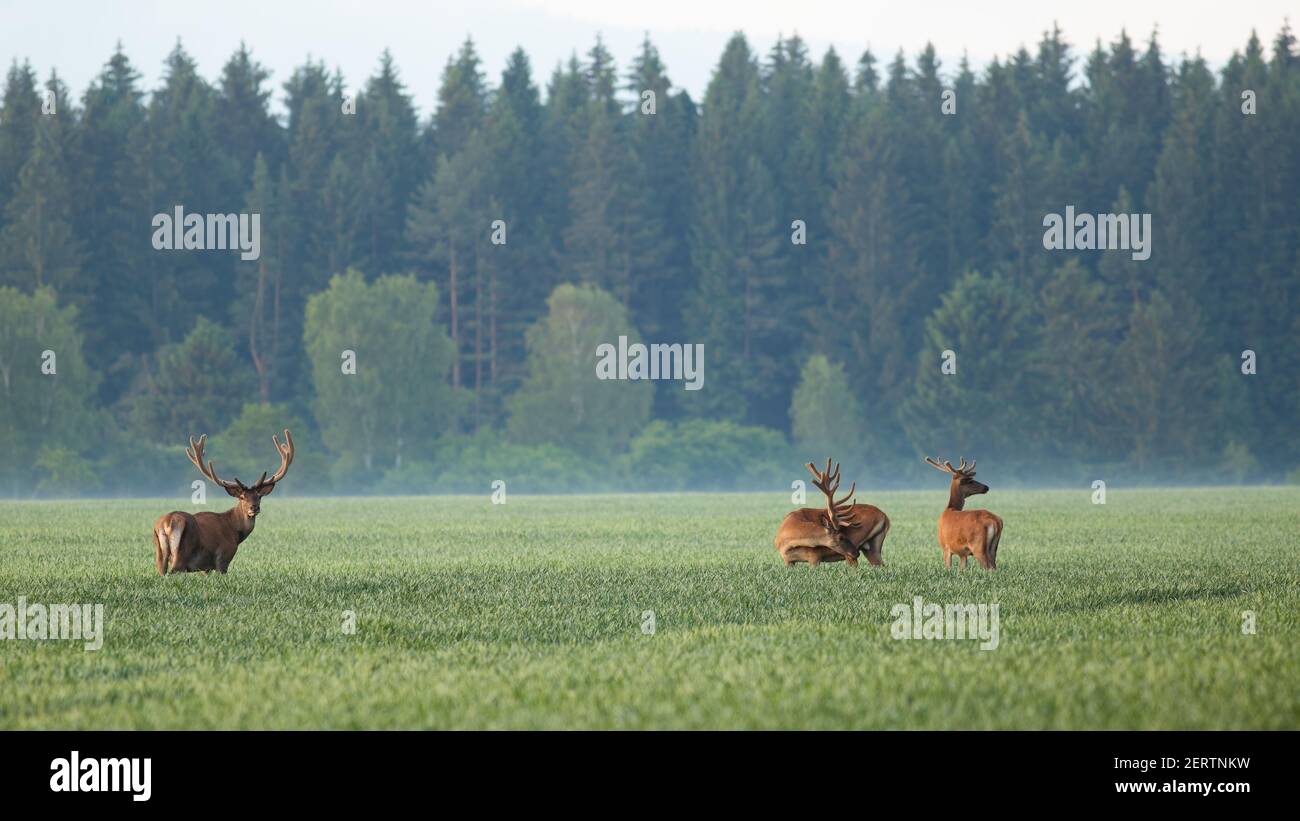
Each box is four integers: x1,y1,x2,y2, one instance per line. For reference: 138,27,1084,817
947,483,966,511
222,506,256,542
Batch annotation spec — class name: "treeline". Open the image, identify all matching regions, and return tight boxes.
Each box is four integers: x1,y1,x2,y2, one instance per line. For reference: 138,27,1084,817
1,25,1298,496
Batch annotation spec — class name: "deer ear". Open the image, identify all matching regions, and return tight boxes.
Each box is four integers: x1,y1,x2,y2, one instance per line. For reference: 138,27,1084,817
256,483,275,497
222,483,243,499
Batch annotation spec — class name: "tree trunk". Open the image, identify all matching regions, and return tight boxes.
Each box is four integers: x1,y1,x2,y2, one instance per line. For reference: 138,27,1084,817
250,258,269,401
473,239,483,431
449,241,460,389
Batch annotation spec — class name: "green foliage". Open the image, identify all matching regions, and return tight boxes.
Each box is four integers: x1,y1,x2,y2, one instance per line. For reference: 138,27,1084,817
128,316,256,442
621,419,789,490
790,354,867,465
1219,440,1259,484
1113,291,1215,473
903,271,1042,463
0,27,1298,491
1028,260,1127,464
0,111,82,295
682,34,787,427
0,61,41,202
0,286,98,494
507,283,652,457
426,429,592,493
208,402,330,494
34,446,99,496
304,270,461,479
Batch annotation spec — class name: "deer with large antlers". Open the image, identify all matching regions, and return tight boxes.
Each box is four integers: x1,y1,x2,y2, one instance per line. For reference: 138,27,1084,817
774,458,890,567
152,431,295,575
924,456,1003,569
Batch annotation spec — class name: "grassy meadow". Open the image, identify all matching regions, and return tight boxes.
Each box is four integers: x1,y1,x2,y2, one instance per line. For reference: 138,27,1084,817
0,487,1297,729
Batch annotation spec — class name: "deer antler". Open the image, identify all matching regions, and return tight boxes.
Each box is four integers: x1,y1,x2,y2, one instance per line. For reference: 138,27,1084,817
925,456,976,476
806,458,859,530
249,429,294,493
185,435,243,492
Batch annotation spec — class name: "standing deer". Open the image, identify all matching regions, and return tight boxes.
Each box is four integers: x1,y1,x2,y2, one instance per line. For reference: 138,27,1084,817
924,456,1003,569
775,459,890,567
153,431,295,575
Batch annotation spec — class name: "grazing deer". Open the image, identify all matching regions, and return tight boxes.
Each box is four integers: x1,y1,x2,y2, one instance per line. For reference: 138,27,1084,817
153,431,295,575
924,456,1003,569
775,459,890,567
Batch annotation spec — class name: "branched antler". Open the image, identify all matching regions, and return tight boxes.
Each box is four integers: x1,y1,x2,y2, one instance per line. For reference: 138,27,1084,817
185,434,243,492
807,457,859,530
925,456,976,476
250,429,294,493
184,430,295,493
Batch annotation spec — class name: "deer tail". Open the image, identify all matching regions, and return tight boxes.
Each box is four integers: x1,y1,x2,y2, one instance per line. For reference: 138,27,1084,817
158,516,184,573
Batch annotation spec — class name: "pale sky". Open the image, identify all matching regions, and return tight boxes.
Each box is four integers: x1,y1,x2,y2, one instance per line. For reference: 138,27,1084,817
1,0,1294,114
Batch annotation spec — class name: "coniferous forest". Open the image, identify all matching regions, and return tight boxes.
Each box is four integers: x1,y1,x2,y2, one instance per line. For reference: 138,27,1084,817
1,24,1298,496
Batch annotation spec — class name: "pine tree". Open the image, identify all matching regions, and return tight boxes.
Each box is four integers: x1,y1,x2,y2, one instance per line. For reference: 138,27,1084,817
0,107,83,296
406,143,492,423
0,60,41,207
352,50,422,275
988,113,1051,286
230,154,283,402
478,48,549,407
432,39,487,160
1113,291,1214,475
215,43,281,196
540,55,589,257
902,271,1044,467
131,42,233,340
622,36,694,347
826,58,931,448
683,34,785,427
561,39,630,298
72,44,147,388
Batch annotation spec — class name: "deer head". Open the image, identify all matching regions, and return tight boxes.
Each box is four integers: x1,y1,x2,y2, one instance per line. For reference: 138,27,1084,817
806,458,859,532
185,430,295,520
924,456,988,510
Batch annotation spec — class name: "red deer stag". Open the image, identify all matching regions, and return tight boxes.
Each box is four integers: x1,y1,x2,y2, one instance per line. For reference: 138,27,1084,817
924,456,1003,569
775,459,890,567
153,431,295,575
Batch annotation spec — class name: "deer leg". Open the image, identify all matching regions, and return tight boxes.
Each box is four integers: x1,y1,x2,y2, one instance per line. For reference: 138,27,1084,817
153,529,166,575
943,550,952,568
864,532,885,566
159,518,186,574
960,555,968,570
167,544,188,574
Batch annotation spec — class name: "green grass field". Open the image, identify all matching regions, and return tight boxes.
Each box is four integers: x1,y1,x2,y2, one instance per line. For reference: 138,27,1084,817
1,488,1297,729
